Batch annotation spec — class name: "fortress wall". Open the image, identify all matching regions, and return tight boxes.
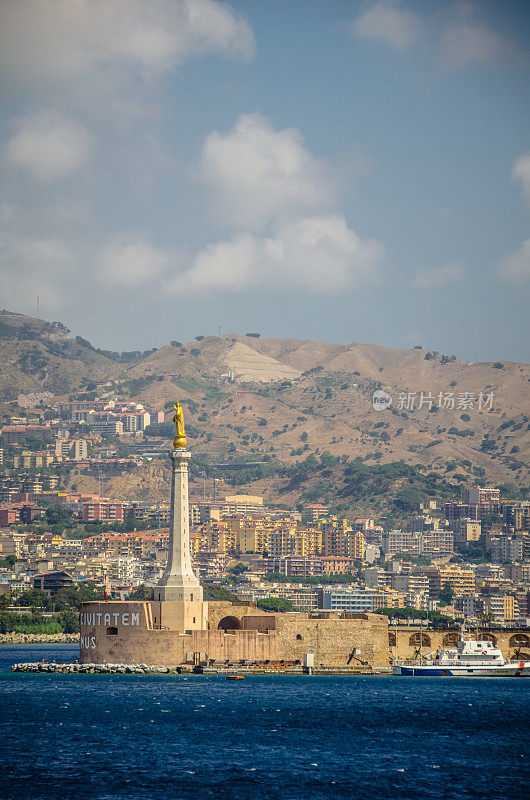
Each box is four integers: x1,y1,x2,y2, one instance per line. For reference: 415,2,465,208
389,627,530,661
207,601,259,630
80,627,277,666
80,602,389,666
80,601,277,664
275,613,389,667
81,602,530,667
242,614,280,632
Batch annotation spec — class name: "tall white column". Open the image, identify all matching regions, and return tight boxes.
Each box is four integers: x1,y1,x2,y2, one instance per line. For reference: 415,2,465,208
154,448,203,602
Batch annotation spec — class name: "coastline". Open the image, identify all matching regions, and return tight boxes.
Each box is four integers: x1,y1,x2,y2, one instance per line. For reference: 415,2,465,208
11,661,391,675
0,633,79,645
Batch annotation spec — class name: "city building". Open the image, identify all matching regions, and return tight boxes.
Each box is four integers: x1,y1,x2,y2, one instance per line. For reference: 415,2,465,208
317,588,373,613
32,570,74,596
454,518,482,543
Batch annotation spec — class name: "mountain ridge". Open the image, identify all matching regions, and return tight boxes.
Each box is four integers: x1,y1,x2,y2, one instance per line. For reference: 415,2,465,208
1,310,528,492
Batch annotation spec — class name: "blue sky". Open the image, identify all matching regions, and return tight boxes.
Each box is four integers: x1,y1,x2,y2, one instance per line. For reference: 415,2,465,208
0,0,529,361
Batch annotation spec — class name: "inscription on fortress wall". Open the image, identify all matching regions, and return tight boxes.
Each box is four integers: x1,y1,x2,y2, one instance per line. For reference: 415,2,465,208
80,611,140,628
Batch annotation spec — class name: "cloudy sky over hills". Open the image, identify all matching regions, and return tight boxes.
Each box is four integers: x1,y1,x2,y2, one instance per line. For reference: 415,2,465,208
0,0,529,361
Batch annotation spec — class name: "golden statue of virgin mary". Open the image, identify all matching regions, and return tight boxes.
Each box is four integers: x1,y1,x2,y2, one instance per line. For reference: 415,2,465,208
172,402,186,448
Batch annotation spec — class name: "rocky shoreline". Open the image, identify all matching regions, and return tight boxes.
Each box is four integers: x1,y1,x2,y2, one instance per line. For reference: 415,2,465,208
12,662,179,674
0,633,79,645
11,661,391,675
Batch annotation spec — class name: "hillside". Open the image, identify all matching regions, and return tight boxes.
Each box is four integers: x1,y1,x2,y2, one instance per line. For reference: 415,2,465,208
0,311,126,398
1,312,529,498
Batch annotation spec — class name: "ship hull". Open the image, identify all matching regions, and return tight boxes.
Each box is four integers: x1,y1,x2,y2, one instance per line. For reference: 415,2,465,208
393,662,530,677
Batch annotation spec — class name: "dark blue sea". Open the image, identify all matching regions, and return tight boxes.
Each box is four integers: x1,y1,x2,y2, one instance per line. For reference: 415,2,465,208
1,645,529,800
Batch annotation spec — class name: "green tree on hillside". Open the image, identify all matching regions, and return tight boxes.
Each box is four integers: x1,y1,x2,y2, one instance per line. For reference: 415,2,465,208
439,582,454,605
257,597,295,612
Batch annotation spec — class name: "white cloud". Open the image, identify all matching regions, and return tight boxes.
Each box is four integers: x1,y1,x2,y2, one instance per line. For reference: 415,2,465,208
188,113,384,294
512,153,530,204
438,10,504,69
351,1,511,70
0,225,75,310
352,1,423,52
100,236,172,288
0,0,254,87
499,239,530,283
169,216,384,293
413,262,463,289
197,113,334,229
4,111,92,180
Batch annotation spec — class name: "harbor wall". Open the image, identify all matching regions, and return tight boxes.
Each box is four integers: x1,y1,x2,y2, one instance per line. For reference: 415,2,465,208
389,627,530,661
79,600,530,666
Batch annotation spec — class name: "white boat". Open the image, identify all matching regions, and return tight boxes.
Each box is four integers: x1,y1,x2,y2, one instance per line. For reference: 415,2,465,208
393,637,530,677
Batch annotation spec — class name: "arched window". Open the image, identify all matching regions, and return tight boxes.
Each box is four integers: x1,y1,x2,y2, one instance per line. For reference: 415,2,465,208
296,634,303,641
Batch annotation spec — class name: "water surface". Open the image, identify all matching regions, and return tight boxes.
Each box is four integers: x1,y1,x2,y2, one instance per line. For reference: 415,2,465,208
1,645,529,799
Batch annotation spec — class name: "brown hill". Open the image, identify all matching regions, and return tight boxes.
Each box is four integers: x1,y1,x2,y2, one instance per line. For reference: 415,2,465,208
1,314,528,492
0,310,126,399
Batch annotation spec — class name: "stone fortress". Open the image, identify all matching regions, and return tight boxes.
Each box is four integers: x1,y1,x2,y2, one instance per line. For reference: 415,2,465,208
80,404,529,669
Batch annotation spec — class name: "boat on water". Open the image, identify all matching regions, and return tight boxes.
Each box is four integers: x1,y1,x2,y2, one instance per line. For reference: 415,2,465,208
393,636,530,676
226,674,245,681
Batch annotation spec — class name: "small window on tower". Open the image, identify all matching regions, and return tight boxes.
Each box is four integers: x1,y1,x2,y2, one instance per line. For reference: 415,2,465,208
190,594,193,601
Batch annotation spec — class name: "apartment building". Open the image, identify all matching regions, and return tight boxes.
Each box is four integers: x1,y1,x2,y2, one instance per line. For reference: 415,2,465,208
321,556,357,575
201,523,237,554
492,536,524,564
454,518,482,543
317,588,372,613
382,530,453,557
503,502,530,531
391,573,429,595
55,438,88,461
426,565,475,598
322,526,364,560
267,556,324,578
82,502,124,523
484,594,515,622
303,504,329,520
13,451,55,469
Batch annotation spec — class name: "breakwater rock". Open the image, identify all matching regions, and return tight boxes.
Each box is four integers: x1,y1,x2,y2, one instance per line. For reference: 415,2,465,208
12,662,180,674
12,661,390,675
1,633,78,645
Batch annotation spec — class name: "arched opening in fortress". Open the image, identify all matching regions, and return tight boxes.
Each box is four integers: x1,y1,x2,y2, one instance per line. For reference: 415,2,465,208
218,616,242,632
509,633,530,649
442,633,459,647
409,632,431,647
388,633,396,647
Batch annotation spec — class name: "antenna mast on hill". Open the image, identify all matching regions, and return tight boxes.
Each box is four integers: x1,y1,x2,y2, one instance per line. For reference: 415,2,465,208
36,296,40,320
